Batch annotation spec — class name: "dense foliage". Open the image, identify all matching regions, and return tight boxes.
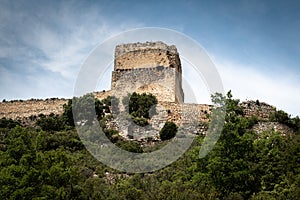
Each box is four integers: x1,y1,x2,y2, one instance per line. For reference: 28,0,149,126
122,92,157,127
0,117,21,129
0,92,299,199
36,94,106,131
128,92,157,119
159,121,178,141
270,109,300,132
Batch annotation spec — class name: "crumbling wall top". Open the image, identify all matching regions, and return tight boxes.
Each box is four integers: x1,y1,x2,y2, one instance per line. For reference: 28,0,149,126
115,41,178,58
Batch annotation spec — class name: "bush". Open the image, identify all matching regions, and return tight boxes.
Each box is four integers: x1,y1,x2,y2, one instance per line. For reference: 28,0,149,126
36,115,68,131
62,94,111,127
132,117,149,127
0,118,21,129
159,121,178,141
269,110,300,132
270,110,290,124
116,140,143,153
104,129,119,140
128,92,157,119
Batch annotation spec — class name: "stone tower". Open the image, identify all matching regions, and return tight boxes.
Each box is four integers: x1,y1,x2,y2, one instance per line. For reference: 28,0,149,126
111,41,184,103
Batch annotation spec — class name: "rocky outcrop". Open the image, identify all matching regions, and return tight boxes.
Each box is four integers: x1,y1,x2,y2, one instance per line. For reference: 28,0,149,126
240,100,275,120
253,122,293,136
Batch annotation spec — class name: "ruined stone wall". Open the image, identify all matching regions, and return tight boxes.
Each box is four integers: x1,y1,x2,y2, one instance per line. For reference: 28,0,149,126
114,49,179,71
0,98,67,120
115,41,177,56
112,41,184,103
114,41,181,73
156,102,211,125
111,67,183,103
106,101,211,140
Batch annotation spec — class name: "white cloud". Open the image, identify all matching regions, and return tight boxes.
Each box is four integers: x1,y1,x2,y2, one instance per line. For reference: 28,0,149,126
0,1,143,100
212,57,300,116
181,51,300,116
181,59,212,104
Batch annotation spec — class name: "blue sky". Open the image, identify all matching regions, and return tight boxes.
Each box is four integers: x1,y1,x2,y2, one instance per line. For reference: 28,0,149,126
0,0,299,116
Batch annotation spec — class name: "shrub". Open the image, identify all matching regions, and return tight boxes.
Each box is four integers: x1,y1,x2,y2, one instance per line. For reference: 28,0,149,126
0,118,21,129
270,110,290,124
116,140,143,153
62,94,110,127
132,117,149,127
104,129,119,140
128,92,157,119
36,115,67,131
159,121,178,141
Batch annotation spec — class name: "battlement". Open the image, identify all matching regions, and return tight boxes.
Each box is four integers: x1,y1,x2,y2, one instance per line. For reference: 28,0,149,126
114,41,181,72
115,41,178,58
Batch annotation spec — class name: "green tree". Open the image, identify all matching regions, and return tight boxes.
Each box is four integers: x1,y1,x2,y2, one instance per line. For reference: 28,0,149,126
36,114,68,131
0,118,21,129
204,92,260,198
159,121,178,141
128,92,157,119
62,93,107,127
270,110,290,125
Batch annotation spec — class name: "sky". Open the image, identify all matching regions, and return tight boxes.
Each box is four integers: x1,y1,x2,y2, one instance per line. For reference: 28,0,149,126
0,0,299,116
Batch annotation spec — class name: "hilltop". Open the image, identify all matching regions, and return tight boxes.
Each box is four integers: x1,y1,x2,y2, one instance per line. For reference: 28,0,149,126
0,42,299,199
0,41,293,138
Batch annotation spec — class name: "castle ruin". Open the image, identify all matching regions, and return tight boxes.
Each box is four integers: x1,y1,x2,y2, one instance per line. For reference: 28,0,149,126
0,41,277,138
108,42,210,138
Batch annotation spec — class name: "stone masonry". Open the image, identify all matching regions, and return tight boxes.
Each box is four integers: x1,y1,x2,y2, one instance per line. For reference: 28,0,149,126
112,41,184,103
109,41,210,138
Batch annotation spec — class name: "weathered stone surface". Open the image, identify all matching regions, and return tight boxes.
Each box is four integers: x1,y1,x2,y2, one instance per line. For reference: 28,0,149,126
240,100,276,120
112,67,182,103
253,122,293,136
94,90,113,100
112,41,183,103
0,98,67,120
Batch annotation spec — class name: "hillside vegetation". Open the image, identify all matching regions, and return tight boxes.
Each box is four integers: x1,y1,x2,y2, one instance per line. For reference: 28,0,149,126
0,92,299,199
